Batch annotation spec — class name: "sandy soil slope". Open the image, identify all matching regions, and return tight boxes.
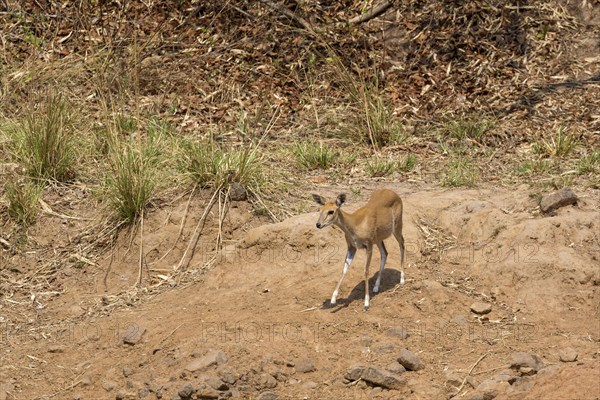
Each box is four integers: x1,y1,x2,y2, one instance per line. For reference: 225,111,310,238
1,185,599,400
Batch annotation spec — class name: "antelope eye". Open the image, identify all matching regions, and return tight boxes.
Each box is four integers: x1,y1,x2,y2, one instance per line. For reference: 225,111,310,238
327,210,334,215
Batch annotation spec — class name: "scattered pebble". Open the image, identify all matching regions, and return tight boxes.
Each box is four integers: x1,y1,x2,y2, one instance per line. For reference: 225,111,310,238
559,347,578,362
101,380,117,392
256,391,278,400
540,188,578,215
374,342,395,354
397,348,425,371
470,302,492,315
185,350,228,372
47,345,65,354
229,182,247,201
295,358,315,373
510,352,544,373
122,325,146,345
177,383,194,399
385,361,406,374
344,365,405,390
386,326,410,340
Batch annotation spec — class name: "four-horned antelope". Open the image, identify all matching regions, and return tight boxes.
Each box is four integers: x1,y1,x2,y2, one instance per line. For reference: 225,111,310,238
312,189,405,310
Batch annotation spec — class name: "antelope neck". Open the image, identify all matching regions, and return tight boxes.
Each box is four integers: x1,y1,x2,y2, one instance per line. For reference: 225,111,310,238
334,208,360,238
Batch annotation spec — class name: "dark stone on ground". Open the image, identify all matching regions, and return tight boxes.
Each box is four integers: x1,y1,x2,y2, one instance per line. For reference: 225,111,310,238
397,348,425,371
540,188,578,215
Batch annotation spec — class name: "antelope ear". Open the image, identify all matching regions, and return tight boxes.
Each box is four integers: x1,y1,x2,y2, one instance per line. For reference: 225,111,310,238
312,194,326,205
336,193,346,207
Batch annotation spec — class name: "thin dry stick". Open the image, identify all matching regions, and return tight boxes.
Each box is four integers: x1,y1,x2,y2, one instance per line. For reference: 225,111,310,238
135,211,144,287
149,186,196,266
159,322,184,345
176,186,221,271
454,353,488,397
215,186,231,253
348,0,394,25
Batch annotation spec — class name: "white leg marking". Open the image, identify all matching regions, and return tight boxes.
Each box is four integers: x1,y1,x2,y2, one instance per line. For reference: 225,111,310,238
331,250,355,305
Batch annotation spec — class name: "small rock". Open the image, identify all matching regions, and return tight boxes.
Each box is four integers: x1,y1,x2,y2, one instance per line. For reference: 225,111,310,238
47,345,65,353
474,379,510,400
345,365,405,390
178,383,194,399
345,365,366,382
360,366,406,389
559,347,578,362
470,302,492,315
493,369,517,384
229,182,247,201
397,348,425,371
255,373,277,389
219,372,237,385
537,365,561,377
295,358,315,373
79,376,92,387
196,385,219,399
123,367,134,377
138,387,150,398
540,188,578,215
102,381,117,392
374,342,394,354
205,376,228,391
511,375,534,389
185,350,228,372
510,352,544,373
444,370,463,388
357,335,373,347
386,326,410,340
302,381,318,390
256,391,278,400
519,367,536,376
122,325,146,345
385,361,406,374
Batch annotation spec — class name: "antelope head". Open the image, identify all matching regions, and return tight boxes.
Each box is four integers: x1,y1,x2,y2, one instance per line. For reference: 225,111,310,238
312,193,346,229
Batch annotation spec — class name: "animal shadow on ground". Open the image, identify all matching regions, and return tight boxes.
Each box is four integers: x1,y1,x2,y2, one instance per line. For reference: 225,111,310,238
321,268,403,312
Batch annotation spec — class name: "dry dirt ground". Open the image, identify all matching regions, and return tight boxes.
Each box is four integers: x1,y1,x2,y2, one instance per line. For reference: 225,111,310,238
1,183,599,400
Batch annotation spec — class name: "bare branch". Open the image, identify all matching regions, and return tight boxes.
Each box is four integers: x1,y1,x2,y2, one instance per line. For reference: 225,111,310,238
348,1,394,25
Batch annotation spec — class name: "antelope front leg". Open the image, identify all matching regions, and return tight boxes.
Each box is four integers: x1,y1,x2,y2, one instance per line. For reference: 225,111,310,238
364,245,373,310
330,246,356,306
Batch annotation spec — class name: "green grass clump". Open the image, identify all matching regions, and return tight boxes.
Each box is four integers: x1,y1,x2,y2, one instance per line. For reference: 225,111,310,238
366,153,416,177
180,139,263,193
442,117,494,140
103,124,164,224
5,178,43,226
514,159,553,176
399,153,417,172
6,95,78,182
534,127,578,158
292,141,336,170
366,156,397,177
441,157,478,187
577,151,600,175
